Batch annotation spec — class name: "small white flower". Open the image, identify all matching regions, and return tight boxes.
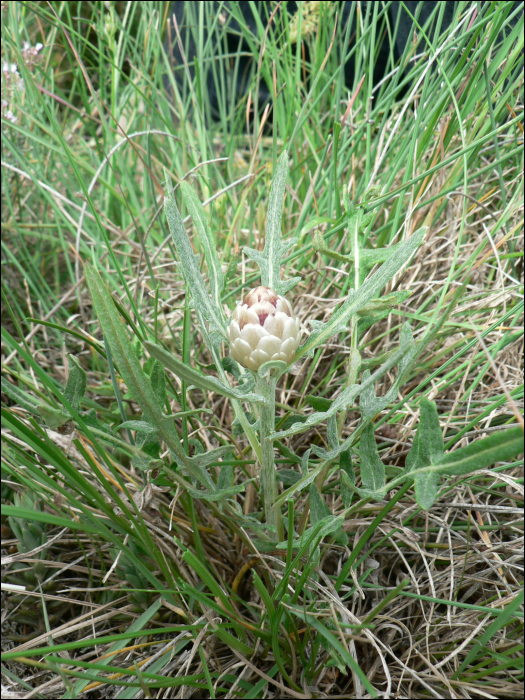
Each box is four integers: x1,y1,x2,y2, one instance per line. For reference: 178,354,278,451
227,286,301,371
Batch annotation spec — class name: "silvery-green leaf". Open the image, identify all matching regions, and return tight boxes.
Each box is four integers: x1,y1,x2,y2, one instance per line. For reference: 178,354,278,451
115,421,157,434
272,459,327,510
278,277,301,295
243,151,300,296
180,180,225,313
217,463,233,490
327,415,339,450
311,445,328,459
301,448,311,476
271,339,409,440
257,359,288,379
145,341,266,404
419,398,444,465
341,470,386,501
308,483,348,544
309,483,331,522
1,376,40,412
36,405,70,430
359,423,386,492
275,440,301,465
303,318,348,358
340,450,355,508
186,480,254,502
149,360,166,409
64,355,86,414
232,414,259,436
163,169,226,337
221,356,241,379
357,290,412,316
359,322,416,421
297,228,426,359
188,445,233,469
414,472,441,510
277,469,303,485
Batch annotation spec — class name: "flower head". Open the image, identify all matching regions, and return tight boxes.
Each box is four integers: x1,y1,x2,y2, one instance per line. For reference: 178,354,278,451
227,286,301,371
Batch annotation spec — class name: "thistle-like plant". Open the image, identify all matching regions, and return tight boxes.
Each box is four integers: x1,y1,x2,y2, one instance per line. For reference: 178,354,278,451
81,151,523,549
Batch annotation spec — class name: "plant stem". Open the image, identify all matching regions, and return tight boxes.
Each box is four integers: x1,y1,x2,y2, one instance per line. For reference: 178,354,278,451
256,373,284,541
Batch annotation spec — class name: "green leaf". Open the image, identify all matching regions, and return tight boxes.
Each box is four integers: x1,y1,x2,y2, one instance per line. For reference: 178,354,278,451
414,472,441,510
277,469,302,485
309,483,348,545
327,414,339,450
217,463,233,490
115,421,157,433
83,407,108,434
274,440,302,465
243,151,300,295
272,460,327,511
271,334,411,440
405,428,422,473
360,423,386,492
304,395,332,411
187,445,233,469
297,227,425,360
144,341,266,404
312,514,346,541
149,360,166,409
36,405,70,430
433,426,523,476
257,359,288,379
1,369,78,431
180,180,225,313
186,481,253,502
359,323,417,421
1,376,42,413
419,398,444,465
221,356,240,379
278,414,307,432
63,355,86,413
407,421,523,510
84,263,214,491
357,290,412,317
340,450,355,508
163,170,226,337
309,483,331,523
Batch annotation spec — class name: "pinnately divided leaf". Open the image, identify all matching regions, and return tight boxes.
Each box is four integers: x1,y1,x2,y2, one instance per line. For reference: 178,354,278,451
179,180,225,314
163,169,226,337
271,330,413,440
297,227,426,359
243,151,300,295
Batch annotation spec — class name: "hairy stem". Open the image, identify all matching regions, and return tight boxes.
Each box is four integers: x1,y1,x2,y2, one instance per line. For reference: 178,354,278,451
256,373,284,541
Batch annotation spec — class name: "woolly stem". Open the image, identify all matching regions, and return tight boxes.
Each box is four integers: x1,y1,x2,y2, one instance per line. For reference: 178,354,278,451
256,372,284,541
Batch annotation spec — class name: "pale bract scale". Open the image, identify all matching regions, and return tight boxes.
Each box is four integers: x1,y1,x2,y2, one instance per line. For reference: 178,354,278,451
227,286,301,371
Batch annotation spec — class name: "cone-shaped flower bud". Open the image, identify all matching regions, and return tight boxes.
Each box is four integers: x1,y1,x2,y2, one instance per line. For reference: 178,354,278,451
227,286,301,371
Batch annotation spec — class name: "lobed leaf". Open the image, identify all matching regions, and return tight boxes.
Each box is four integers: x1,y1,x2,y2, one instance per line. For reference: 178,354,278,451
163,170,226,337
179,180,225,314
297,227,426,360
271,334,412,440
243,151,300,295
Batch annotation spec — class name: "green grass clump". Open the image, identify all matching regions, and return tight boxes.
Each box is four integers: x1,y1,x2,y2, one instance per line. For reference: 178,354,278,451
1,2,523,697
